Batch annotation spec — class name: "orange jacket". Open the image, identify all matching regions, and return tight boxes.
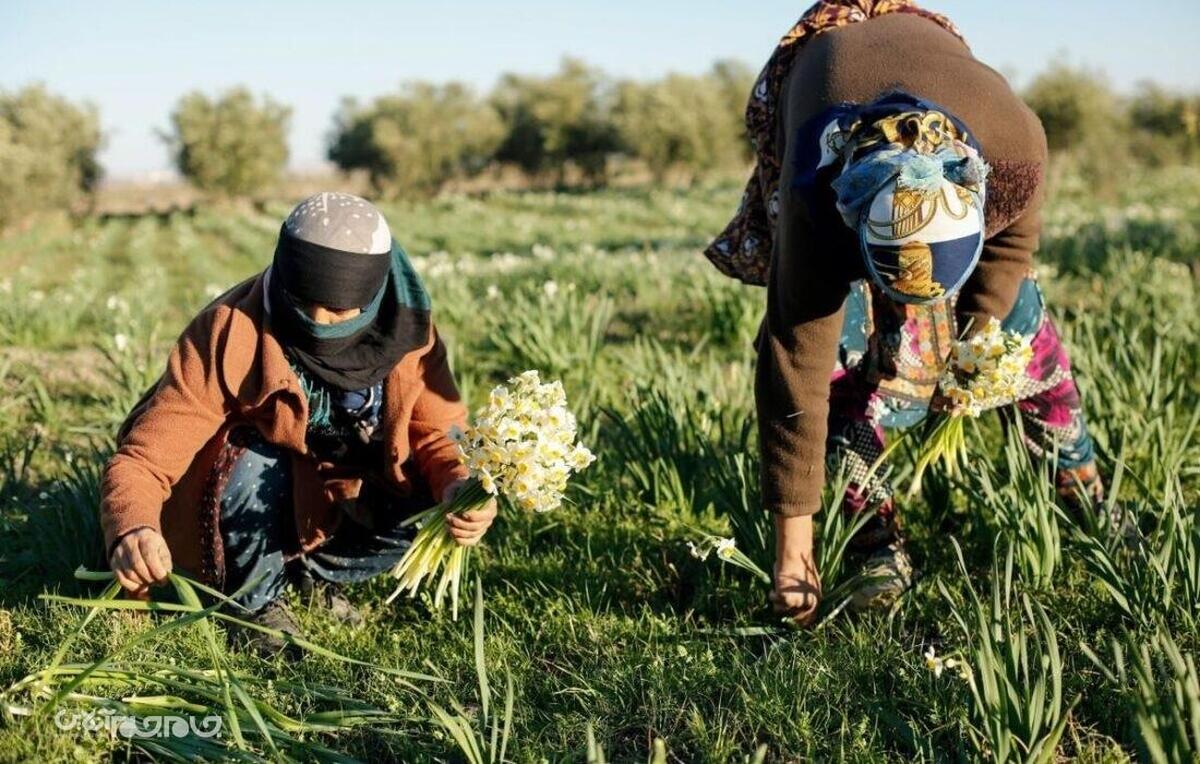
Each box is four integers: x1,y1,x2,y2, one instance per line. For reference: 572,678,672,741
100,273,469,584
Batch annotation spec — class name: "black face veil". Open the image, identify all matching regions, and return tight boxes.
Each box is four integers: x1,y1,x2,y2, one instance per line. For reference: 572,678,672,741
272,225,391,310
266,214,432,392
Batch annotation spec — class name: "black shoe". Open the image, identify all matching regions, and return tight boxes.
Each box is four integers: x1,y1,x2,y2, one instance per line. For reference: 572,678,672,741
294,570,365,627
1097,501,1140,548
311,584,365,627
849,540,916,612
227,598,303,660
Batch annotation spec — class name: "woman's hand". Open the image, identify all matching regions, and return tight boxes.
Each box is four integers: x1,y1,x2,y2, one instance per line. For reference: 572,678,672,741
771,560,822,626
442,479,498,546
770,513,821,626
928,389,954,414
109,527,173,598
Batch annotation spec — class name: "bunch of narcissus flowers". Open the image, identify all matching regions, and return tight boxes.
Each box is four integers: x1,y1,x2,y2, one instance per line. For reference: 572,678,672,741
892,318,1033,495
939,317,1035,416
387,370,595,618
456,370,597,512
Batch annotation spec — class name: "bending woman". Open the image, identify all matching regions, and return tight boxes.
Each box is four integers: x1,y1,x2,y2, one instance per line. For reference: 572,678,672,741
705,2,1106,623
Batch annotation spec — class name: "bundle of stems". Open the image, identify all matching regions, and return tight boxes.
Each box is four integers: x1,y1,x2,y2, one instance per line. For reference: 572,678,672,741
386,479,491,619
0,568,442,762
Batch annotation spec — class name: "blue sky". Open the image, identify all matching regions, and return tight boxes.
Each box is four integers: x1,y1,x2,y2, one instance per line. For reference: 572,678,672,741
3,1,1198,178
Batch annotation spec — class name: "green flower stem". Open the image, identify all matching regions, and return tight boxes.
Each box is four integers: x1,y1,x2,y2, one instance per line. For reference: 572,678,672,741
725,549,772,584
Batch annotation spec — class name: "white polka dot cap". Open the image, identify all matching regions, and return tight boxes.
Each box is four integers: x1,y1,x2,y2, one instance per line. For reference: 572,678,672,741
283,192,392,255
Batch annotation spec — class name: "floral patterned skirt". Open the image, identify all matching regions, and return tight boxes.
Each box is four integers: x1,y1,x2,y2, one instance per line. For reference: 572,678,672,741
828,276,1103,548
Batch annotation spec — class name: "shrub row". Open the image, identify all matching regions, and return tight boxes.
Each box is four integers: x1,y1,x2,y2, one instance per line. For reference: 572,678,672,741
3,59,1198,225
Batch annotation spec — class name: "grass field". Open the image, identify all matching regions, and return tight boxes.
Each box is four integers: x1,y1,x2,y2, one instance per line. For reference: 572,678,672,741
0,168,1197,762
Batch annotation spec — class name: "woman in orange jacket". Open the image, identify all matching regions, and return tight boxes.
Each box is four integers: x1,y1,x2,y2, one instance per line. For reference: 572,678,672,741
100,192,496,653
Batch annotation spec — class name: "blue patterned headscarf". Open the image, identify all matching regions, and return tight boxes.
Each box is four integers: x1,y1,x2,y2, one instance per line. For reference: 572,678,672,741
820,92,991,304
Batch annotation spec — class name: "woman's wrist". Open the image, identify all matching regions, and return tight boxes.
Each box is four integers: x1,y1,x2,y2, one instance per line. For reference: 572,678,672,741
773,513,815,575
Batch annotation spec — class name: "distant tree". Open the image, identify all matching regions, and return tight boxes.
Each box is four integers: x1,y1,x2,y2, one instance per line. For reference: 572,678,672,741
0,84,102,229
1128,81,1200,164
491,58,621,186
708,59,757,160
161,87,290,197
1024,62,1123,153
1023,61,1129,192
612,66,747,184
328,82,503,198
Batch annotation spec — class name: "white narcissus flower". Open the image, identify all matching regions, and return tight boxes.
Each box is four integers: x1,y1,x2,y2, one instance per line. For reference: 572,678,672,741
715,537,737,560
478,470,497,494
544,406,568,429
535,438,568,463
513,369,541,389
687,541,710,561
512,395,536,420
497,419,522,442
923,646,944,677
542,380,567,407
545,463,570,485
923,646,961,679
489,386,511,410
567,445,596,471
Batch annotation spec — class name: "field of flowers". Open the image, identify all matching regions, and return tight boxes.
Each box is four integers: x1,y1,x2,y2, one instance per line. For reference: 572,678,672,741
0,167,1196,761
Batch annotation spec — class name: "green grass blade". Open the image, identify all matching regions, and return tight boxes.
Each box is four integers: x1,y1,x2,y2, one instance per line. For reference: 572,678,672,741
475,576,490,726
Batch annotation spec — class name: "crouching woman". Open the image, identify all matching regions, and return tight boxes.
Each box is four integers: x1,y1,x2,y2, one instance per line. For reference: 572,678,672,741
100,193,495,651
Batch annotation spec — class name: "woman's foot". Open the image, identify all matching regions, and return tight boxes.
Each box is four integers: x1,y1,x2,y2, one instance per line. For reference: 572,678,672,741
314,585,365,626
294,570,365,626
227,598,302,659
1097,501,1140,547
849,540,915,611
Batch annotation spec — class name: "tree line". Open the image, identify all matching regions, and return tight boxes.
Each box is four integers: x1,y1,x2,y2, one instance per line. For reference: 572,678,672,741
1,58,1198,229
327,58,755,196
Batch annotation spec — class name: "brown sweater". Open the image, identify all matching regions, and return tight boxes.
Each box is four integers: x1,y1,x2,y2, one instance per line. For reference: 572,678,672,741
100,274,469,584
759,13,1049,516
